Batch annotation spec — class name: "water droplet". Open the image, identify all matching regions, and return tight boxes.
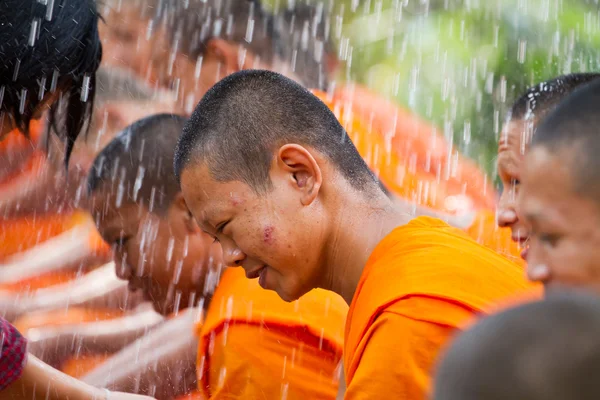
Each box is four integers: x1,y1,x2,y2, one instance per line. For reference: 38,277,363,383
29,18,40,46
45,0,55,21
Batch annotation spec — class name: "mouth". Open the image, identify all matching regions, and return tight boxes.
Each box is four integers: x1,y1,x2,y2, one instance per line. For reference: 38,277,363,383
245,265,267,280
520,246,529,261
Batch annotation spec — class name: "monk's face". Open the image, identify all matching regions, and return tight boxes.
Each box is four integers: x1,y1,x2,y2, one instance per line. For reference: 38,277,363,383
181,163,327,302
90,192,222,315
518,146,600,293
99,4,171,86
497,118,534,258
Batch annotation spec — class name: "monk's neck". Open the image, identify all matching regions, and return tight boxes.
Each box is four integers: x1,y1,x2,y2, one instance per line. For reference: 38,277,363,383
321,196,411,305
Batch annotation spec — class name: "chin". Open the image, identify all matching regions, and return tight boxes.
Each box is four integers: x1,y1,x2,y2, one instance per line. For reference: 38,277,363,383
275,285,310,303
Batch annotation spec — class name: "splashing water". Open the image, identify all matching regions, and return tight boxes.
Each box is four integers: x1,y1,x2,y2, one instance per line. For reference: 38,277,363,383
4,1,600,398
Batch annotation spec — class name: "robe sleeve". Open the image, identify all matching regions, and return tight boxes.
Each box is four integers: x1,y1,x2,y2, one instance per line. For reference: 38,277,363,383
345,297,472,400
0,318,27,391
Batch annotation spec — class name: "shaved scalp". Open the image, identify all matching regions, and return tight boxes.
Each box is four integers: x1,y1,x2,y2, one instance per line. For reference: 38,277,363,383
532,78,600,199
174,70,381,195
434,291,600,400
88,114,188,214
510,73,600,121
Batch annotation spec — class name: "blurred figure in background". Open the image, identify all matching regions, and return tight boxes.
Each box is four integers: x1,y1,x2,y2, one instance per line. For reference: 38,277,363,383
434,292,600,400
98,0,495,216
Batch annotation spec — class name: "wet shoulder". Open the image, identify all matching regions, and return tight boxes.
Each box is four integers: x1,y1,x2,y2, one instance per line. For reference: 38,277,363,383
359,215,530,312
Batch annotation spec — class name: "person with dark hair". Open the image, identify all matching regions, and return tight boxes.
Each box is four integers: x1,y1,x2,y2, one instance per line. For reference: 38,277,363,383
0,0,101,158
175,69,532,400
433,291,600,400
447,72,600,268
496,73,600,262
518,77,600,292
82,113,347,399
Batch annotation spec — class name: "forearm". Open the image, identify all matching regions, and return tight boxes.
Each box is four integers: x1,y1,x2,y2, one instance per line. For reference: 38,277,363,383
1,354,106,400
82,308,200,398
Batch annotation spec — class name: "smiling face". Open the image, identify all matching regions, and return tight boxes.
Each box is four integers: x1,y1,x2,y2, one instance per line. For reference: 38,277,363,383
180,158,329,302
518,145,600,294
89,190,223,315
497,118,535,257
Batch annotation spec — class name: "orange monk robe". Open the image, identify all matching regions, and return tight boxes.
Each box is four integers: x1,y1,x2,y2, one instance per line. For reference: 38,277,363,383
330,85,496,212
344,216,536,400
464,209,525,267
196,268,348,400
313,90,490,215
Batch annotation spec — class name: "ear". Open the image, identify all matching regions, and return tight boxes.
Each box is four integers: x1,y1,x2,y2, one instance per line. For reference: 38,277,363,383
276,144,322,206
205,38,257,73
171,192,200,234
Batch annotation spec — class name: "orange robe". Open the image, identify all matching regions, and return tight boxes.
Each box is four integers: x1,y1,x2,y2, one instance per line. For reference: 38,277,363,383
196,268,348,399
344,216,538,400
464,209,525,267
313,90,493,215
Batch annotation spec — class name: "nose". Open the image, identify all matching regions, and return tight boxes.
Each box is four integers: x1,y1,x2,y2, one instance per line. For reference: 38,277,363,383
497,209,518,228
222,242,246,267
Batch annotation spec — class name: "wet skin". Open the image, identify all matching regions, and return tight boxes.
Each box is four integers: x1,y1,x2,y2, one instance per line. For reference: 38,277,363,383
89,189,223,315
497,118,534,259
518,145,600,294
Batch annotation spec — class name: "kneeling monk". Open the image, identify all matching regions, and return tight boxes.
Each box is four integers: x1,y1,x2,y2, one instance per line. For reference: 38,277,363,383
174,70,535,400
85,114,347,399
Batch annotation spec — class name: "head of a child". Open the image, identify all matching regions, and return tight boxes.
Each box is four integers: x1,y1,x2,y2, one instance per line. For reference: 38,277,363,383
518,78,600,293
87,114,223,315
497,73,600,259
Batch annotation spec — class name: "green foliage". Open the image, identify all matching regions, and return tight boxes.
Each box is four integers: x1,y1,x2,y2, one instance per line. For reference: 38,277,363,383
334,0,600,175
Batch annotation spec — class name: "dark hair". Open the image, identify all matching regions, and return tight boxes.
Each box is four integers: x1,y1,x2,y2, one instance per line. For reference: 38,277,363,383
532,78,600,197
509,73,600,122
434,291,600,400
0,0,102,165
174,70,381,195
88,114,188,215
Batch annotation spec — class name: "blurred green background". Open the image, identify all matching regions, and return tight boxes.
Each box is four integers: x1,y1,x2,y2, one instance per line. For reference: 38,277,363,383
275,0,600,181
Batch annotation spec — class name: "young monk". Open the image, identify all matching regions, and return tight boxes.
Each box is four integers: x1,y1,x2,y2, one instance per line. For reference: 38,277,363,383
84,113,348,399
494,72,600,262
433,291,600,400
174,70,534,400
518,77,600,292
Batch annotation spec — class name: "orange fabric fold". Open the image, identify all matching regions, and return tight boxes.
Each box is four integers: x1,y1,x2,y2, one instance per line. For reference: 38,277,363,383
343,216,538,400
465,209,525,267
196,268,348,399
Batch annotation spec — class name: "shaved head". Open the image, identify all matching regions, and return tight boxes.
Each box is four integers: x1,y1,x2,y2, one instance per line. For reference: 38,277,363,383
174,69,381,195
531,78,600,199
434,291,600,400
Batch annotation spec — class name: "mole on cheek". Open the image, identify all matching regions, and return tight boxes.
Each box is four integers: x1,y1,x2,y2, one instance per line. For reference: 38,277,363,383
263,225,275,244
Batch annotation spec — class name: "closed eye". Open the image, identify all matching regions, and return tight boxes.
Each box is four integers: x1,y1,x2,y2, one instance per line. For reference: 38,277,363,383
113,235,130,248
213,221,230,243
